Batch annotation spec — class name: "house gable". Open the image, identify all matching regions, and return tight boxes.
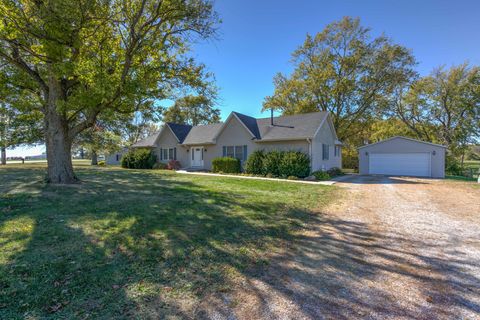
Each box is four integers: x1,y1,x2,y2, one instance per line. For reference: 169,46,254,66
213,112,257,143
155,125,180,147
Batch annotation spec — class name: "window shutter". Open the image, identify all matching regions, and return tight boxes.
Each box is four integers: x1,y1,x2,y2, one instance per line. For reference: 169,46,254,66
174,147,177,160
160,148,163,160
243,145,247,161
222,146,226,157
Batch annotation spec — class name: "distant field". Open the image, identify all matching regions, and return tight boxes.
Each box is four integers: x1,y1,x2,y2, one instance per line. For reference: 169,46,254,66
4,159,91,165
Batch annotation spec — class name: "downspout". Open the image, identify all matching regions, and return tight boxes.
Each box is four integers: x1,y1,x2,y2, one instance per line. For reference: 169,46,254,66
307,138,312,172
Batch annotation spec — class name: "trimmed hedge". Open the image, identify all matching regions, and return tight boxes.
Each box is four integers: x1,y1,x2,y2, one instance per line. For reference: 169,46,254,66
212,157,241,173
244,150,265,175
245,150,311,178
279,151,311,178
121,149,157,169
263,150,283,177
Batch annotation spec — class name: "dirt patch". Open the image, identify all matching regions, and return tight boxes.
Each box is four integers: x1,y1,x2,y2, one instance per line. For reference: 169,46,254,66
197,175,480,319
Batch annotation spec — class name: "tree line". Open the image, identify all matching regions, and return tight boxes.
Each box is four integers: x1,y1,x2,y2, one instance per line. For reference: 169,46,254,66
263,17,480,168
0,5,478,183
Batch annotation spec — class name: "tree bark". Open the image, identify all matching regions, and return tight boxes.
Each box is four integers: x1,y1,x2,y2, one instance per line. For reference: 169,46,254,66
44,76,78,184
91,150,98,165
1,147,6,165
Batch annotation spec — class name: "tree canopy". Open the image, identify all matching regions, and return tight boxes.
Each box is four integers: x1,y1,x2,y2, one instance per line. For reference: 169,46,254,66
263,17,417,142
163,95,220,125
393,64,480,156
0,0,219,182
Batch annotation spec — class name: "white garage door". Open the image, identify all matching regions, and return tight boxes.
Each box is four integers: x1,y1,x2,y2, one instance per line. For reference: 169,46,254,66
369,153,431,177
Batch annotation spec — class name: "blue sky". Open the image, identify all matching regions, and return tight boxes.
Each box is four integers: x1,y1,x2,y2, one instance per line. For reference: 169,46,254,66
11,0,480,157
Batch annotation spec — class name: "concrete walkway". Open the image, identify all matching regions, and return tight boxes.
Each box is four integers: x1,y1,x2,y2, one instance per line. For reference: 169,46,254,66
175,170,337,185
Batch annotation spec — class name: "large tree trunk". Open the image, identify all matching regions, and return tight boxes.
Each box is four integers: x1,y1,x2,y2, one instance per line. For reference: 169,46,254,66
91,150,98,165
1,147,6,165
44,76,78,184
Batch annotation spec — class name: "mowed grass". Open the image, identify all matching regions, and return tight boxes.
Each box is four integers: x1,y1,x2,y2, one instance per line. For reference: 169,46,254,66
0,163,335,319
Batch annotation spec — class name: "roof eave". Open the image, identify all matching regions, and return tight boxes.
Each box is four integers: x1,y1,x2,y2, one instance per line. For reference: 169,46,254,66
256,137,313,142
357,136,447,149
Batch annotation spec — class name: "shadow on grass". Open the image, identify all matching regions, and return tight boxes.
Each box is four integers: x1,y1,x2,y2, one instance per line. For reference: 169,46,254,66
0,168,315,318
0,167,479,319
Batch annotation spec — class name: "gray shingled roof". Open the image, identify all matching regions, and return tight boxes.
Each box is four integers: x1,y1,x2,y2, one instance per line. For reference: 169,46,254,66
131,131,160,147
256,111,328,141
181,123,223,145
132,111,331,147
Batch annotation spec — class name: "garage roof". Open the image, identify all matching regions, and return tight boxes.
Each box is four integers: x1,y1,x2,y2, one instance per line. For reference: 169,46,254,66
358,136,447,149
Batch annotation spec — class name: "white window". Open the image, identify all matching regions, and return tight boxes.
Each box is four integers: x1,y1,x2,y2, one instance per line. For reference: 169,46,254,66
235,146,244,161
334,146,341,157
223,145,247,161
322,144,329,160
226,146,235,158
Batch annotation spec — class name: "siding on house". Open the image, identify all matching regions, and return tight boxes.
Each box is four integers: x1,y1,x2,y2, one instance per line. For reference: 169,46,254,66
155,127,189,166
106,148,127,165
133,111,342,172
202,115,256,170
358,137,445,178
312,118,341,171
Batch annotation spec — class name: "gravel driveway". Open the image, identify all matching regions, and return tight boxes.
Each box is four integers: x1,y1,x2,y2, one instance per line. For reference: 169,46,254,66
200,175,480,319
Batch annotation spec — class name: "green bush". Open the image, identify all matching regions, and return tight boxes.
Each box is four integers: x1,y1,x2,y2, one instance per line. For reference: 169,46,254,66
278,151,311,178
312,170,331,181
212,157,241,174
342,147,358,170
446,155,463,175
121,149,156,169
263,150,283,177
244,150,265,175
327,167,343,177
287,175,299,180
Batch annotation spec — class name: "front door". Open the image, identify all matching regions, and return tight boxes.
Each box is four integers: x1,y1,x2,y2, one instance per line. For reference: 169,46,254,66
191,147,204,167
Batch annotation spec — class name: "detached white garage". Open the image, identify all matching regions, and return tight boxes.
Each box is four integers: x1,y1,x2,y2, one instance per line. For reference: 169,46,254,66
358,137,446,178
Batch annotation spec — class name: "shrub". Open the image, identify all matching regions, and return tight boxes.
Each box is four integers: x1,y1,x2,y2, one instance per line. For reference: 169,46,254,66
167,160,181,170
446,155,463,176
342,147,358,170
263,150,283,177
212,157,241,174
312,170,331,181
287,175,299,180
121,149,156,169
278,151,311,178
153,162,168,170
98,160,105,166
327,167,343,177
244,150,265,175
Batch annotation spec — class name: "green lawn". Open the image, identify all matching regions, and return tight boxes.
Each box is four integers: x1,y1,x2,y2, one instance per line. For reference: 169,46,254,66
0,163,335,319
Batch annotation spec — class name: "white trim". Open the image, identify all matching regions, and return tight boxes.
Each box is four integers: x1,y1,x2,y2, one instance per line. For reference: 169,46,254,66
212,112,256,142
358,136,447,149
